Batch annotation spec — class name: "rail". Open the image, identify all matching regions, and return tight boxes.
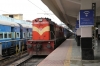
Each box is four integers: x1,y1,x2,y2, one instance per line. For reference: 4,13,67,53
8,55,32,66
8,55,45,66
0,51,28,66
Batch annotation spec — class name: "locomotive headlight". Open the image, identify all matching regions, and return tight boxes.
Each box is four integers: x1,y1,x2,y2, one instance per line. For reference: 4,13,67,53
47,43,51,49
48,42,50,43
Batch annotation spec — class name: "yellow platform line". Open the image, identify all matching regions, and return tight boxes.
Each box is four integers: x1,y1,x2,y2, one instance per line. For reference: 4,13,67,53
64,40,72,66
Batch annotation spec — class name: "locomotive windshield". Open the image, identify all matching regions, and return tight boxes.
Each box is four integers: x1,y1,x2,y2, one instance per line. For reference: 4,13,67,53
38,18,43,22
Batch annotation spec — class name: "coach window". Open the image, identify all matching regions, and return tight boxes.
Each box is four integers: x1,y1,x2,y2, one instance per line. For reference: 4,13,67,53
0,33,3,39
9,15,13,18
28,32,30,38
29,32,30,37
11,32,15,39
16,32,20,38
4,33,7,38
30,32,32,37
23,32,25,38
15,32,16,38
8,32,11,38
27,33,29,38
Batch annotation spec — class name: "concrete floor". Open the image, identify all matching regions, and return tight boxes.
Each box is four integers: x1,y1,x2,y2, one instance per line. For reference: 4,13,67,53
70,39,100,66
37,36,100,66
94,40,100,60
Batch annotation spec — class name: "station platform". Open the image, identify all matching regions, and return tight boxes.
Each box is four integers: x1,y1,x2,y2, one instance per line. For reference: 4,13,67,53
37,38,100,66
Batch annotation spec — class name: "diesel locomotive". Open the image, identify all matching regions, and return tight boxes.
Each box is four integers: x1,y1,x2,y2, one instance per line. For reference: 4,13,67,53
27,18,71,55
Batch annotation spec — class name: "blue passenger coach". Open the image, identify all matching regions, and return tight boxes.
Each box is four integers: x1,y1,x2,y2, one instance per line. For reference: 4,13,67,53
18,24,32,52
10,23,20,55
0,20,20,56
63,28,72,39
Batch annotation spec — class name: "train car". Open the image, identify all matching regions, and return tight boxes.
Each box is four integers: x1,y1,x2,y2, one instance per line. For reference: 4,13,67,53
0,20,20,56
63,28,68,39
18,24,32,52
9,22,20,55
0,20,32,57
27,18,67,55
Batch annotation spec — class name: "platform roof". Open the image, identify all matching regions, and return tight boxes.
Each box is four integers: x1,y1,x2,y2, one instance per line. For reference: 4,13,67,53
42,0,100,30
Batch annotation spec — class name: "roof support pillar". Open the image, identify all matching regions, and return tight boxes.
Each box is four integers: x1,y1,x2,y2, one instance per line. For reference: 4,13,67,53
80,0,94,60
76,14,81,46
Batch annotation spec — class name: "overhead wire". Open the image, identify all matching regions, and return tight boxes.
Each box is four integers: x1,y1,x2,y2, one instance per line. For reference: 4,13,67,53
27,0,55,20
0,0,55,21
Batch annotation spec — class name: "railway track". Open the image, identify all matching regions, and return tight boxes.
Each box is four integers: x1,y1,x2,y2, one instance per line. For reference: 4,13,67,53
0,51,28,66
8,55,46,66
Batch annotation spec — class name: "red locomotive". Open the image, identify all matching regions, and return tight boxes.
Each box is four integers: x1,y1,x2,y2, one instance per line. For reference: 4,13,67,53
27,18,66,55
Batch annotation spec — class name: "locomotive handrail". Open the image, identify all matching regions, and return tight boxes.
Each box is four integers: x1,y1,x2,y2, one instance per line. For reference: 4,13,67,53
9,40,17,42
50,31,56,39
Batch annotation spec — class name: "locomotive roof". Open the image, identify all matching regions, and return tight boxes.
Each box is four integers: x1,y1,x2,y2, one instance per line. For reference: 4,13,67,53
21,24,32,28
0,20,19,27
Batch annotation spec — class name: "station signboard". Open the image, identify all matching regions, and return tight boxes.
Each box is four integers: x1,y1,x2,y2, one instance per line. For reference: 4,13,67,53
80,9,94,27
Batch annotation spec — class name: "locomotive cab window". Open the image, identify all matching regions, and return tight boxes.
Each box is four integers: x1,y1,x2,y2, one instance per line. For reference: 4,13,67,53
0,33,3,39
38,18,43,22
